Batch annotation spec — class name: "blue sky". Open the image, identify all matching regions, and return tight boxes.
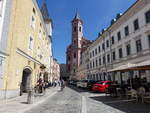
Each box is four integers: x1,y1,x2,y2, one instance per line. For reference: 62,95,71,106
38,0,136,64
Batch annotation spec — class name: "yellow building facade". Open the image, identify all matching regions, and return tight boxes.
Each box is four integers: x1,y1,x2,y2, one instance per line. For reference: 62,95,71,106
1,0,53,99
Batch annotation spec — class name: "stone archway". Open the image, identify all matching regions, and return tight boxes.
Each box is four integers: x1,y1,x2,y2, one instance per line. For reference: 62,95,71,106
21,67,32,93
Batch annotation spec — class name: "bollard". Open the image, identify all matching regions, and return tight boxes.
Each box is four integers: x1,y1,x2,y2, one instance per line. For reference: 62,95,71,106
27,89,34,104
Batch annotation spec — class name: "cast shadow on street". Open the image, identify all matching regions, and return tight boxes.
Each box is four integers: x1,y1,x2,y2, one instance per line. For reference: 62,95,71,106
90,95,150,113
68,85,92,93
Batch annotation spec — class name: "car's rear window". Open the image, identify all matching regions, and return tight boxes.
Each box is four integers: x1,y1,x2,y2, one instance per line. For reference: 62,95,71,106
97,81,105,85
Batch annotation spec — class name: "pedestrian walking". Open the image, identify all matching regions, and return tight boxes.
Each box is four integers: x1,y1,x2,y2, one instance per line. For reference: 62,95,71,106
60,79,65,91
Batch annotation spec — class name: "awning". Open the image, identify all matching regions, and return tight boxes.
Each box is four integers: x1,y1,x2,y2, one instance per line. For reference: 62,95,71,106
134,60,150,70
108,60,150,72
108,63,138,72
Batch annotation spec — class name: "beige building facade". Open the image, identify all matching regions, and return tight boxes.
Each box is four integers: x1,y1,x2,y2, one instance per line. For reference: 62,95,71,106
0,0,53,99
52,59,60,82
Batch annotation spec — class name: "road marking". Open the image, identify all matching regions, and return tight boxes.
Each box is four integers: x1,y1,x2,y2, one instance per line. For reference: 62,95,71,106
81,96,87,113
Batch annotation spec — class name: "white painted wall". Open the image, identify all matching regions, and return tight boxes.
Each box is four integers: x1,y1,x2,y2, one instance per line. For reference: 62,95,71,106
87,1,150,81
0,0,7,43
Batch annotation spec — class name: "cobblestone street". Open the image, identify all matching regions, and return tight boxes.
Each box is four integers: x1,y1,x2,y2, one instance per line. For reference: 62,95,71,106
24,86,150,113
25,87,82,113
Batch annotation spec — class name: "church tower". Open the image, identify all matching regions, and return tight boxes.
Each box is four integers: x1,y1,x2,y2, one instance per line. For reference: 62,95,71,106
66,13,92,80
71,13,83,48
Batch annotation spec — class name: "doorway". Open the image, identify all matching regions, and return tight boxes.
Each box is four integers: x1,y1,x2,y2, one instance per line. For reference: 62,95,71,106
21,68,32,93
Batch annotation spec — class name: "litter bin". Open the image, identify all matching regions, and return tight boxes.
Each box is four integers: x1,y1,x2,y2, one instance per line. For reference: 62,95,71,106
27,89,34,104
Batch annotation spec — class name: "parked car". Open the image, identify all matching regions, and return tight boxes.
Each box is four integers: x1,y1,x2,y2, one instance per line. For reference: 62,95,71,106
72,80,78,86
77,80,83,88
76,80,88,88
68,80,74,85
92,81,112,92
87,80,99,90
68,80,78,86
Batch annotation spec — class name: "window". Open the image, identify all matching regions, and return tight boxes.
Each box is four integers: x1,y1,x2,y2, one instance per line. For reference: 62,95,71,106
95,48,97,55
96,59,98,67
90,52,92,58
102,43,105,50
29,36,33,50
31,16,36,29
98,46,101,53
136,39,142,53
93,61,95,68
90,62,92,69
103,56,106,64
79,27,82,32
124,26,129,36
117,31,121,41
111,36,114,45
145,10,150,24
33,8,36,14
133,19,139,31
112,51,116,61
126,44,131,56
74,27,77,32
68,56,70,61
118,48,123,58
39,30,42,39
92,50,94,57
99,57,101,66
87,64,89,69
107,54,110,63
106,40,109,48
148,35,150,48
74,53,76,58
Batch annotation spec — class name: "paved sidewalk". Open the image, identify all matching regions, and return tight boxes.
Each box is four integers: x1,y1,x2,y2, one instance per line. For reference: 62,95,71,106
0,87,60,113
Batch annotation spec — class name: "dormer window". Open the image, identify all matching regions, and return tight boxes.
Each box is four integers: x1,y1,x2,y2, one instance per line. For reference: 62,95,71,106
33,8,36,14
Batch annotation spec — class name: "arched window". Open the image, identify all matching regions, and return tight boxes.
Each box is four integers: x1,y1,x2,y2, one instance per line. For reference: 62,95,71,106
68,56,70,61
74,53,76,58
79,27,82,32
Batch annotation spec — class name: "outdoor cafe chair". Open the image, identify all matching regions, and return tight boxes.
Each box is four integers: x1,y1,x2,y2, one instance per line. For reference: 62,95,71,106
142,92,150,103
125,88,132,99
137,87,150,103
131,89,138,102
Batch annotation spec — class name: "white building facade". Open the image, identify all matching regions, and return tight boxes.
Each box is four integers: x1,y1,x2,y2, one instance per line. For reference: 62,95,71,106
86,0,150,84
0,0,12,90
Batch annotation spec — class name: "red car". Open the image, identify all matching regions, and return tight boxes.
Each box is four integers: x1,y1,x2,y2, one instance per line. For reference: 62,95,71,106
92,81,112,92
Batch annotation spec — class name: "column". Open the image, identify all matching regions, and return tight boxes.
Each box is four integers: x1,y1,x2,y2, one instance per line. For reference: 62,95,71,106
146,70,150,83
